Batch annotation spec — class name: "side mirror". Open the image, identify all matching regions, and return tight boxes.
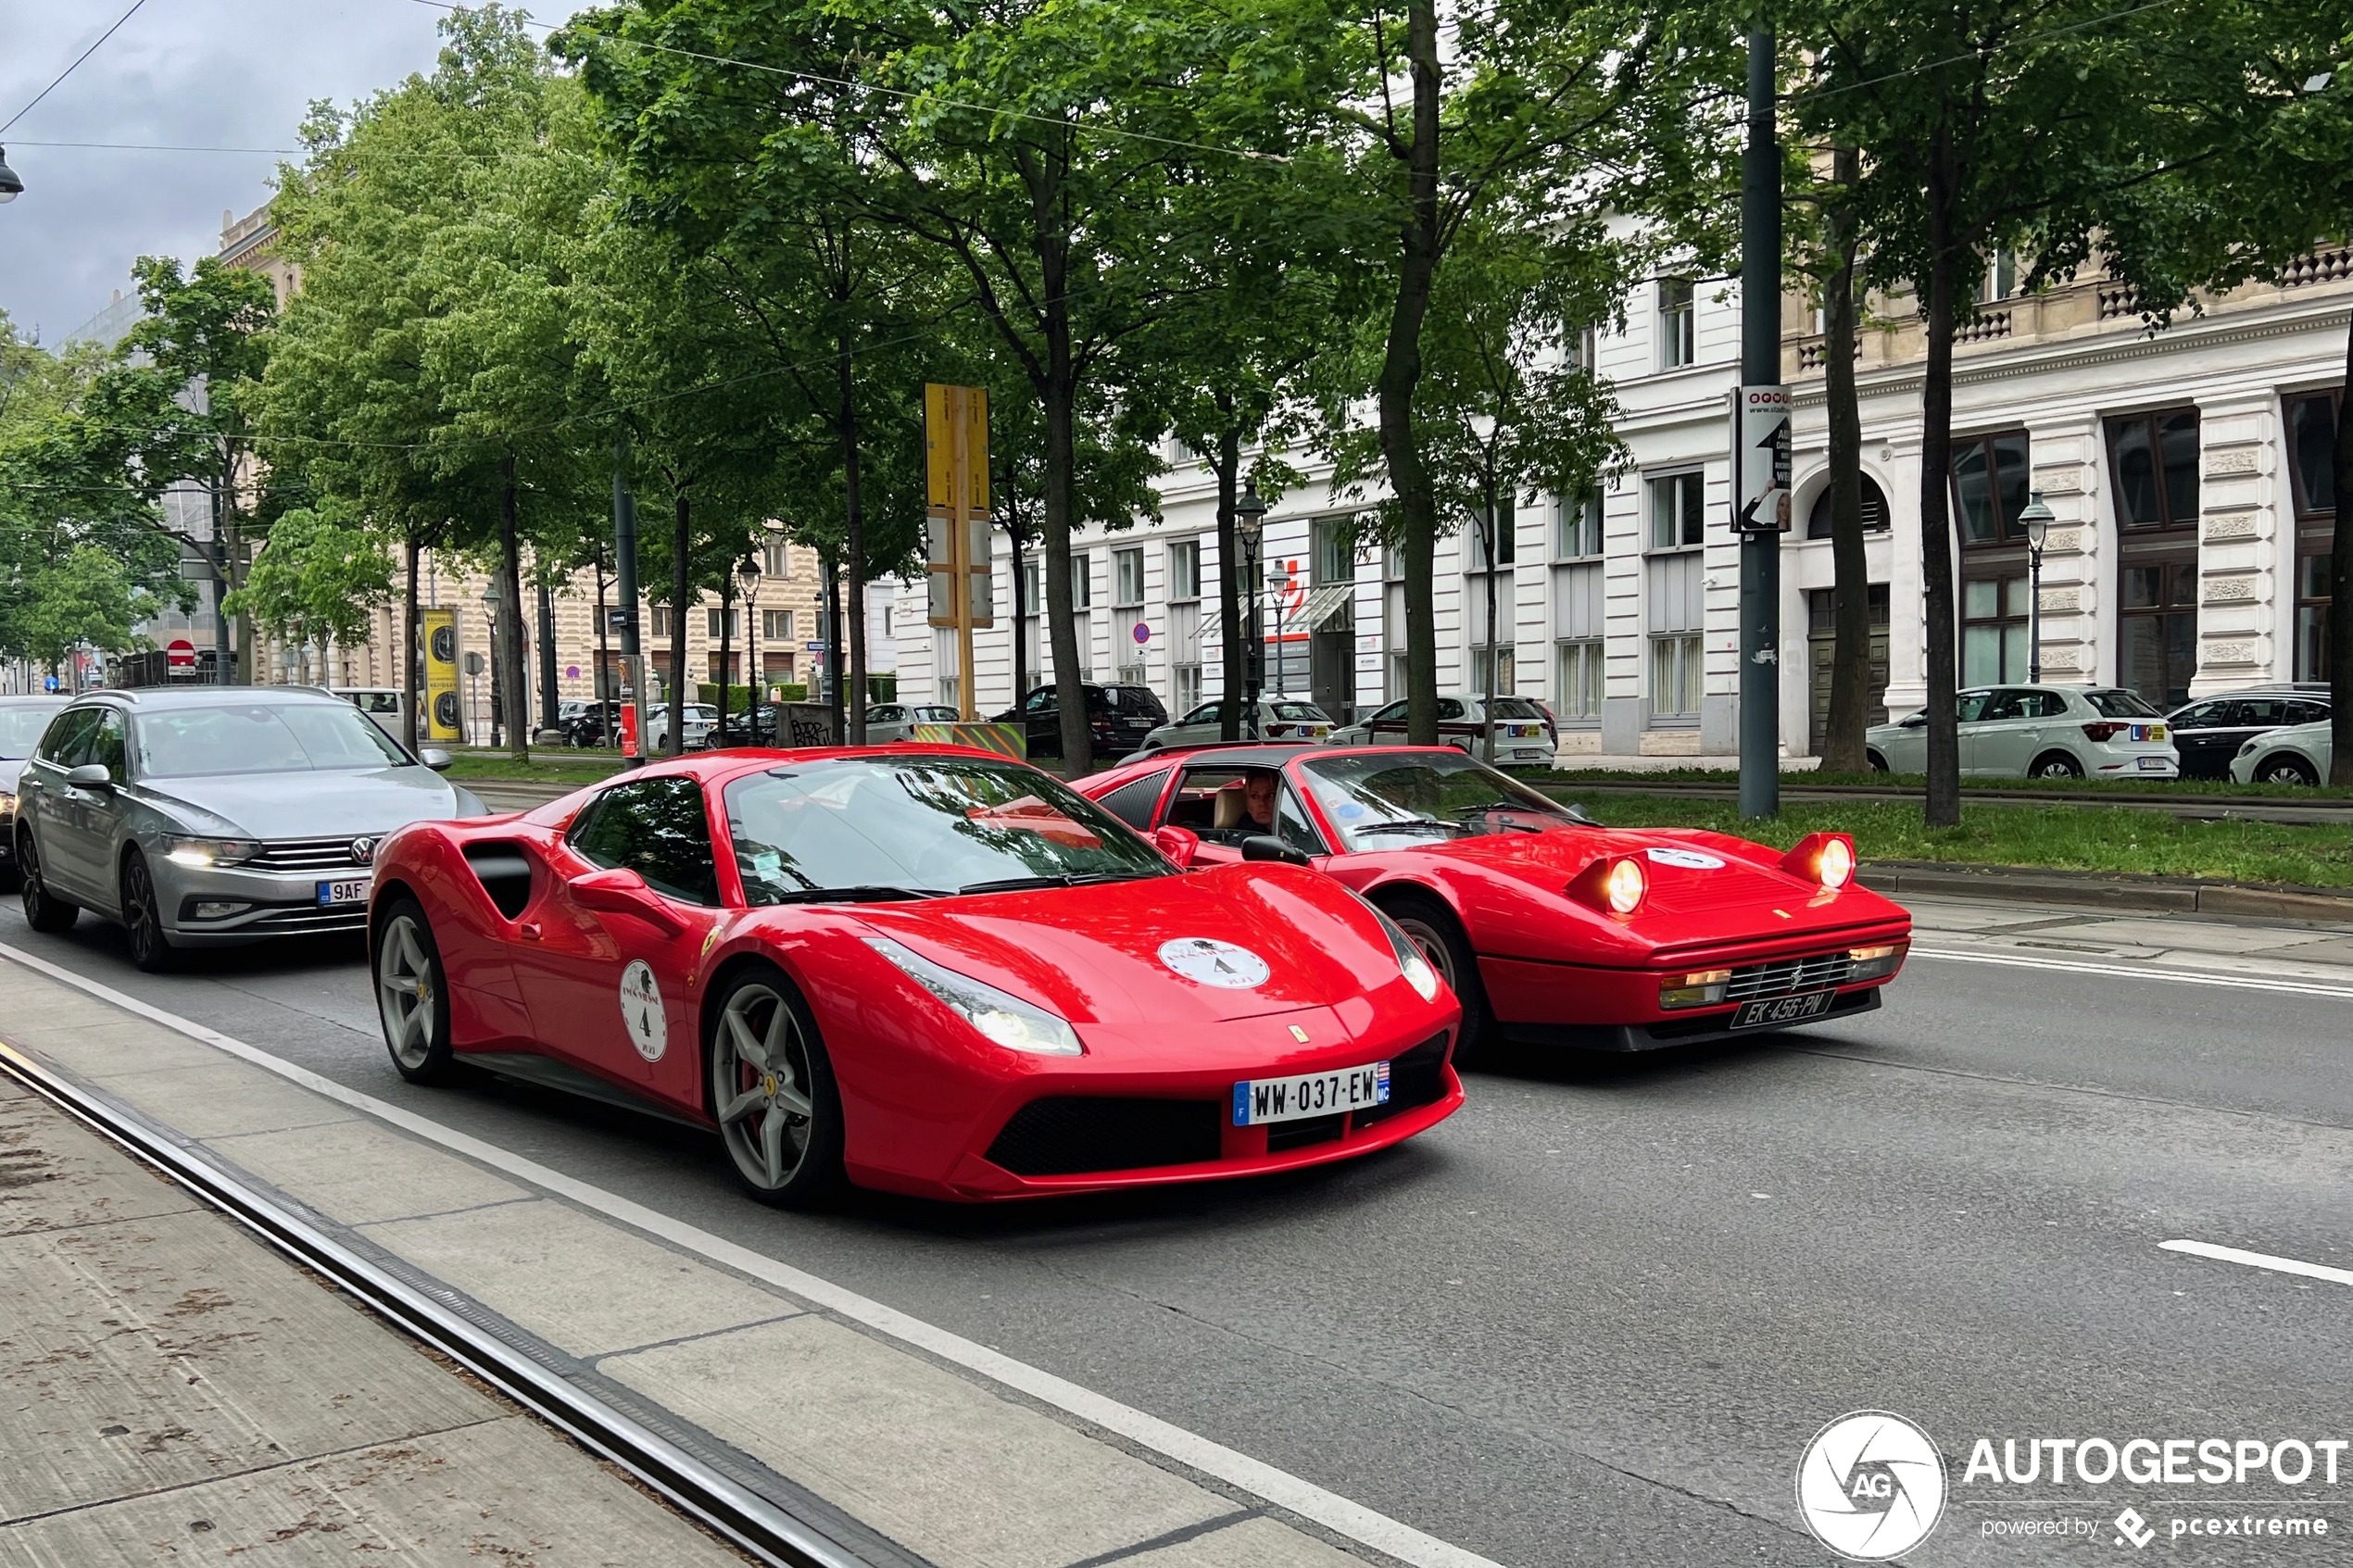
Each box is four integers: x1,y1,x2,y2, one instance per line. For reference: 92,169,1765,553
566,866,687,937
1240,834,1312,868
419,748,454,771
1149,824,1201,869
65,763,112,788
1899,714,1927,729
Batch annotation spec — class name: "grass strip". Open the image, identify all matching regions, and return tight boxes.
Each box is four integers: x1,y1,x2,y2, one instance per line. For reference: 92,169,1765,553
1530,766,2347,799
1562,792,2352,889
439,750,626,784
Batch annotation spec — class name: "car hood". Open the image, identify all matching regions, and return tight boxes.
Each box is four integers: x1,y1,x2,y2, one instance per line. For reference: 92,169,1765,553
133,767,462,838
849,862,1411,1031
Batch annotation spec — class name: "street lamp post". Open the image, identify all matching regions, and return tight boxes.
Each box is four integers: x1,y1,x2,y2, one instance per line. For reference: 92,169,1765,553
2020,490,2054,684
0,147,22,202
481,581,503,748
1234,484,1268,742
739,553,763,746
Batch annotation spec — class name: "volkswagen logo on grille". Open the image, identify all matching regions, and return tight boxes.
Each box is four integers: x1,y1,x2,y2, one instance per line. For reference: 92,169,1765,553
350,836,378,866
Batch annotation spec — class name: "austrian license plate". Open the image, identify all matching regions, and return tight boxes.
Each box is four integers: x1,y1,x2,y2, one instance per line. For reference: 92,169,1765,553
1730,989,1836,1031
2136,756,2171,771
317,876,371,907
1233,1060,1390,1125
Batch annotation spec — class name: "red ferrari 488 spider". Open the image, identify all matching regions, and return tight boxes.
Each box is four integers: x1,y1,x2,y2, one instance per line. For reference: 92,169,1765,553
366,747,1460,1204
1079,745,1912,1058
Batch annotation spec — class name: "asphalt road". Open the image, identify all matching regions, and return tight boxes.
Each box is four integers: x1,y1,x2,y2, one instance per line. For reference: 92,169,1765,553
4,896,2348,1567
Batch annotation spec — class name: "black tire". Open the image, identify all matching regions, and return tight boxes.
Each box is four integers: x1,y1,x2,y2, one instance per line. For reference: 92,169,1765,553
1865,749,1890,773
1378,890,1491,1068
2029,751,2083,780
707,964,846,1208
18,829,78,935
372,896,457,1084
119,850,176,973
2259,756,2319,787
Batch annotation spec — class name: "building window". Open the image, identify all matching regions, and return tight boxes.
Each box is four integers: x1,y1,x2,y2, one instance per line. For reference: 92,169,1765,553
1647,549,1703,721
1651,636,1702,719
761,608,795,642
1555,639,1603,721
1658,278,1696,370
1557,493,1604,558
1961,574,2030,685
1467,504,1516,571
1071,555,1094,609
1167,539,1201,603
2287,390,2340,683
1114,546,1145,607
1650,471,1706,550
2106,409,2200,530
649,607,672,640
762,536,791,577
2120,562,2197,709
1565,321,1599,374
705,608,739,639
1982,248,2018,302
1314,516,1357,583
933,629,960,710
1951,431,2032,546
1805,476,1892,539
1472,645,1516,696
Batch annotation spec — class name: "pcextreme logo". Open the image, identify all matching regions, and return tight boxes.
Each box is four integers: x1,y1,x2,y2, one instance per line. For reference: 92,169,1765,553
1796,1411,1949,1561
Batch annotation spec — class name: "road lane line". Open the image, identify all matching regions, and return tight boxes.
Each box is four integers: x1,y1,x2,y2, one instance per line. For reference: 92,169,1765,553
0,940,1505,1568
2160,1240,2353,1288
1911,947,2353,999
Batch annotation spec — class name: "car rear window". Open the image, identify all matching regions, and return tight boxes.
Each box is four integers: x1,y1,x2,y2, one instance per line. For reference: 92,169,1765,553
1490,697,1548,721
1271,702,1327,721
2083,690,2162,719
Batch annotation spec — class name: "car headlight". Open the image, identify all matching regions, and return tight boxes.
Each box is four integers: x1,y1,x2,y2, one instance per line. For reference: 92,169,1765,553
1364,904,1442,1002
0,790,16,821
1567,854,1648,916
863,935,1084,1055
162,834,263,868
2237,740,2259,758
1780,832,1856,890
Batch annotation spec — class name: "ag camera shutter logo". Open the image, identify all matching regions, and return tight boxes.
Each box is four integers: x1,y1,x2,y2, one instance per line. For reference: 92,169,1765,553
1795,1411,1947,1560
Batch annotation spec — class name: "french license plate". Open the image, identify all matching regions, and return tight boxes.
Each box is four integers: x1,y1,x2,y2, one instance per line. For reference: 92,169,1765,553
1730,989,1836,1031
2136,756,2171,771
317,876,371,907
1233,1060,1390,1125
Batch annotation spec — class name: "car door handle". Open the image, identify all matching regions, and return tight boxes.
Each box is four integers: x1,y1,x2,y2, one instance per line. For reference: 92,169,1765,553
517,922,542,941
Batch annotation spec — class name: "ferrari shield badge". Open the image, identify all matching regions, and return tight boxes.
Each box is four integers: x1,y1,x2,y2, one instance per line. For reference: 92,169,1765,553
620,960,667,1062
1157,937,1271,990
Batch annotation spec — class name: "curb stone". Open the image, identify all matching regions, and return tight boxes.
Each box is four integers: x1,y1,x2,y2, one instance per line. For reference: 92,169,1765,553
1858,861,2352,925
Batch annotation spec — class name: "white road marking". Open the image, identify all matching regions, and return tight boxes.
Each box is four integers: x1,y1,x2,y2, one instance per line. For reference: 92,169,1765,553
2160,1240,2353,1288
1911,946,2353,1000
0,941,1504,1568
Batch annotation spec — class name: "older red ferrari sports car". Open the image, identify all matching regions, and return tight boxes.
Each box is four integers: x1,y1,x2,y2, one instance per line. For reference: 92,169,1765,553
365,746,1460,1205
1079,745,1911,1057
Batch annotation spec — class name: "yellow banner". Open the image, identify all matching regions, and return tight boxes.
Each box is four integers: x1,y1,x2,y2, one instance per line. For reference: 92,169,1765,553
923,383,989,518
421,607,463,743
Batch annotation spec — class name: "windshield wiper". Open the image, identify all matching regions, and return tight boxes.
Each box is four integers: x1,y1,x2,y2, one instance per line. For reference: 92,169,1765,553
957,871,1161,896
1352,820,1466,837
762,884,950,905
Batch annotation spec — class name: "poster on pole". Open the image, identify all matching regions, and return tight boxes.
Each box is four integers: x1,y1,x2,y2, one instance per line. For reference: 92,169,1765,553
421,607,463,743
923,385,994,632
1732,383,1793,533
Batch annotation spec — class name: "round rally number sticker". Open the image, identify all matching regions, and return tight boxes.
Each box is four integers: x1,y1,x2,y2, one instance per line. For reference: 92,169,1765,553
1645,847,1725,871
1157,938,1271,990
620,960,667,1062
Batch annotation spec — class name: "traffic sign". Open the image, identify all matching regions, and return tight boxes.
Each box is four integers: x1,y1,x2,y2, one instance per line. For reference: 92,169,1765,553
565,664,580,680
166,638,195,669
43,675,57,692
1132,621,1151,645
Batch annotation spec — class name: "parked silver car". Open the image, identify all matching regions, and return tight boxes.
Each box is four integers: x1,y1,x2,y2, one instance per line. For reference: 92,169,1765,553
1327,695,1557,767
1139,698,1334,751
13,687,485,971
863,703,963,743
0,695,69,891
1865,684,2179,778
2229,720,2331,786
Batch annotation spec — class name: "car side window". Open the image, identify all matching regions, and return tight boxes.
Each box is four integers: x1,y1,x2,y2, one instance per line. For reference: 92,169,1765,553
1437,698,1466,721
2023,692,2067,719
567,776,722,905
37,709,98,765
1025,689,1055,712
1955,691,1993,722
2284,700,2327,726
86,712,129,779
1097,769,1174,829
1370,700,1407,724
2233,699,2281,727
1277,786,1327,856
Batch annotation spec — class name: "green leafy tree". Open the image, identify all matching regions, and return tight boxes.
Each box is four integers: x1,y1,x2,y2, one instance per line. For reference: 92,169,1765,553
223,499,396,659
19,546,157,670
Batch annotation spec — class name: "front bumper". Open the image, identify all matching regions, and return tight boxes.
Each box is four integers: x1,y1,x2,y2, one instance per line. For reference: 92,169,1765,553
1501,985,1882,1051
1480,935,1907,1051
157,858,372,946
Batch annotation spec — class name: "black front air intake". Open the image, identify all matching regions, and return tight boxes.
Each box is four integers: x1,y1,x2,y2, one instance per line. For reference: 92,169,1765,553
985,1096,1223,1177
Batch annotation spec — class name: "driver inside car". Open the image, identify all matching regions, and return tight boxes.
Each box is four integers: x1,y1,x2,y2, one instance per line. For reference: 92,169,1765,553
1209,770,1279,839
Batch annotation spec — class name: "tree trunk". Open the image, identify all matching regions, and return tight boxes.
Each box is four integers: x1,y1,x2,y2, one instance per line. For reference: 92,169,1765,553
824,548,845,741
1819,144,1874,775
1215,420,1244,742
2331,305,2353,785
595,548,610,746
1007,456,1027,705
498,453,529,765
402,536,422,756
716,569,732,743
839,332,869,744
1377,0,1445,746
670,491,691,759
1480,503,1499,764
1918,144,1963,829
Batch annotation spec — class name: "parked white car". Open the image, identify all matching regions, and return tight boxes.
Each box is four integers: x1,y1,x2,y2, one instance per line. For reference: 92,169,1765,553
863,703,963,743
1328,695,1557,767
646,702,717,752
1138,698,1334,751
1866,684,2179,778
2229,720,2331,786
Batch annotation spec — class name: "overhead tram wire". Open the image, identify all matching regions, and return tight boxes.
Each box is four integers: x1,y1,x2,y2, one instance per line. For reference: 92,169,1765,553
1784,0,2192,106
0,0,151,136
404,0,1292,166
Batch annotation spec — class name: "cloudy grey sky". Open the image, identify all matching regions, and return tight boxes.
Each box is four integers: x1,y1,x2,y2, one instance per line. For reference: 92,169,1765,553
0,1,583,345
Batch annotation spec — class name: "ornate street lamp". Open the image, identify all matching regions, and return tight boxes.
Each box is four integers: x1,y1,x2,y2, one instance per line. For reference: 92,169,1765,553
1234,483,1268,742
2019,489,2054,684
0,148,21,204
481,580,503,746
738,552,763,745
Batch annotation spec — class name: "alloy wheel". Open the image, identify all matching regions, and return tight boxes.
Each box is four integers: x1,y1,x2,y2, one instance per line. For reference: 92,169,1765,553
121,853,171,972
376,912,438,1069
713,982,816,1192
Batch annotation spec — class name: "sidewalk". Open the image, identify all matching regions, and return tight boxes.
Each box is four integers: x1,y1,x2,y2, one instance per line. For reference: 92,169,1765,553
0,1072,751,1565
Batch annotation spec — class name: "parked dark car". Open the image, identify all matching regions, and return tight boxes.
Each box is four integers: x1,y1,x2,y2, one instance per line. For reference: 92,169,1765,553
2165,687,2329,781
560,700,626,748
994,683,1168,760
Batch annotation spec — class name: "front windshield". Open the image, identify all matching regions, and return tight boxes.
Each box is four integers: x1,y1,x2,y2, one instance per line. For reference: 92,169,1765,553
132,702,412,778
723,755,1173,903
0,709,57,759
1300,751,1575,850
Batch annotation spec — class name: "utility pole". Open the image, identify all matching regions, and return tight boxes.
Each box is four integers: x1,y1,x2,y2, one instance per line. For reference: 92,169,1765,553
1735,22,1787,821
612,445,645,765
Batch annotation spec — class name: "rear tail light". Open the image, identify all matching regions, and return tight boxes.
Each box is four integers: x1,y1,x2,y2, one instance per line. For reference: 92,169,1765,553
2082,721,2125,742
1780,832,1856,890
1567,854,1647,916
1847,942,1906,982
1659,968,1732,1010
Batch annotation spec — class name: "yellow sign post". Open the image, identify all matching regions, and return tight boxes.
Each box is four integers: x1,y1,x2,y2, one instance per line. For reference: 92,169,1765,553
924,384,992,721
420,607,463,744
